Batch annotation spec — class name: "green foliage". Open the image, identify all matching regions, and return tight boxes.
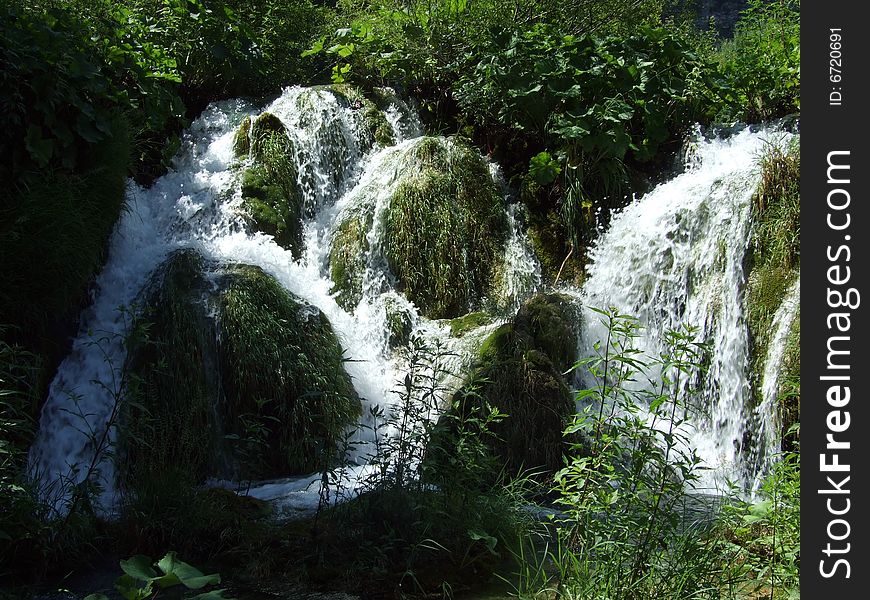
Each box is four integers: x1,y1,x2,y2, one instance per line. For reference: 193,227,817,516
312,335,532,594
0,3,181,182
549,307,719,599
384,137,508,319
83,551,230,600
456,24,711,246
715,433,800,598
304,0,668,94
712,0,800,122
0,334,41,567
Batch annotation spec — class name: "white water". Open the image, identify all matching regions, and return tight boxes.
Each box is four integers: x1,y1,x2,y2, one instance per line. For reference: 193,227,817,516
578,125,796,494
28,87,536,515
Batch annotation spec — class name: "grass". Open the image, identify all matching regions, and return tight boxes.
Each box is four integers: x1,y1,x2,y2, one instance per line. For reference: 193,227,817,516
745,138,800,442
384,137,509,319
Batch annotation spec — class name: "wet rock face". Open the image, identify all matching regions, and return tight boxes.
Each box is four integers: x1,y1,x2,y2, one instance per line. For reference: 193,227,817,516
122,251,361,485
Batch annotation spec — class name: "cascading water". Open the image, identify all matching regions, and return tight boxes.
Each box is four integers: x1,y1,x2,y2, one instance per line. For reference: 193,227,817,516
577,125,796,494
27,86,537,515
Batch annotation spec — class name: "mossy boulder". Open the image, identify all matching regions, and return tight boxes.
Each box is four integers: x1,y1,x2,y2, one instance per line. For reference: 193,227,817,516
329,208,372,310
444,292,580,478
123,252,361,485
326,84,396,147
234,112,304,257
383,293,414,349
217,264,361,476
384,138,508,319
122,250,222,484
233,115,252,158
328,137,509,319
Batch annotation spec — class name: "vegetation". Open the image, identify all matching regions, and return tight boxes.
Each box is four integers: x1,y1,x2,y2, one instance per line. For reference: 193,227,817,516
235,112,305,257
329,136,509,318
451,293,580,480
745,138,800,445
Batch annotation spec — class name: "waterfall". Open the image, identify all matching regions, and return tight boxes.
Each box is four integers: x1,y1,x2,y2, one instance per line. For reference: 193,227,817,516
578,125,796,494
27,86,537,515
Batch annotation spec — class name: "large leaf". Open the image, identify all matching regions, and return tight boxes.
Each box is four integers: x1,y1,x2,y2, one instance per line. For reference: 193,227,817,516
157,551,221,589
119,555,159,581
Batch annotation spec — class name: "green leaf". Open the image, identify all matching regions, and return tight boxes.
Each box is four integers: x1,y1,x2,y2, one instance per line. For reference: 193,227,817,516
157,551,221,589
468,530,499,555
301,37,324,58
120,555,158,581
528,151,561,185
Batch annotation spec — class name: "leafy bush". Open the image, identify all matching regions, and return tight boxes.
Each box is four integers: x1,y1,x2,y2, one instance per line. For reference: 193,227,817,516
713,0,800,122
548,308,720,598
456,25,713,246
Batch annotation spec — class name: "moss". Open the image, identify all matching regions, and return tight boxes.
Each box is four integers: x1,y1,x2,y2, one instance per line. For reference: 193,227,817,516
236,112,304,257
448,312,492,338
122,250,221,485
383,138,509,319
521,178,585,285
218,264,361,477
123,255,362,485
240,165,303,256
446,293,581,478
326,84,395,147
746,140,800,422
233,115,252,158
329,209,372,310
513,292,579,372
383,294,414,348
779,310,800,451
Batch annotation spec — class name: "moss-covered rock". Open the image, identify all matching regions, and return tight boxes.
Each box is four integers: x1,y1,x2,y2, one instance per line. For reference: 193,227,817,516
326,84,395,147
217,264,361,477
745,140,800,449
445,293,580,478
122,250,221,484
233,115,252,158
327,137,509,319
383,293,414,349
123,253,361,484
449,312,492,338
234,112,304,257
383,138,509,319
329,208,372,310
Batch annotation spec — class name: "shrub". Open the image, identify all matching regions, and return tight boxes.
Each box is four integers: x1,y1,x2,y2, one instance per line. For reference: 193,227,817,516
713,0,800,122
548,308,721,598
